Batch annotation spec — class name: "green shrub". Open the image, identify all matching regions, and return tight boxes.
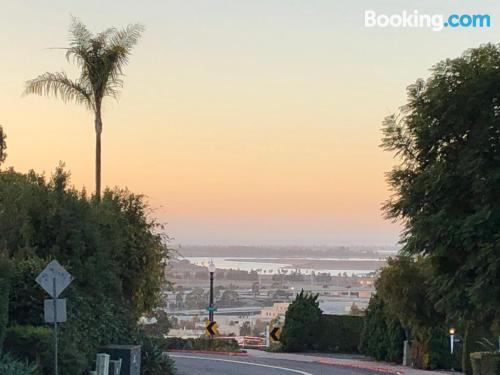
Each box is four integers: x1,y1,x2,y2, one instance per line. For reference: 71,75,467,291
316,315,363,353
3,325,52,372
281,291,322,352
425,327,452,370
470,352,500,375
139,334,176,375
0,353,37,375
385,319,405,362
0,257,13,349
265,341,283,353
153,336,239,352
8,257,46,327
359,295,405,362
55,293,137,375
0,167,173,374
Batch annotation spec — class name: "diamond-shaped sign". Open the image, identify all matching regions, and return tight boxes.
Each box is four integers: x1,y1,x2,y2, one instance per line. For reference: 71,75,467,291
36,260,73,298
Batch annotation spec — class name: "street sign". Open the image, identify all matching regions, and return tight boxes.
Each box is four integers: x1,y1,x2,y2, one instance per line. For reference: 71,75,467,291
205,321,218,336
44,299,67,323
270,326,281,342
206,306,218,313
36,259,73,375
36,260,73,298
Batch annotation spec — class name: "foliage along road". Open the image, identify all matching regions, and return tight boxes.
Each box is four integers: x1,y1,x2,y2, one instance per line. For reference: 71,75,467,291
172,353,382,375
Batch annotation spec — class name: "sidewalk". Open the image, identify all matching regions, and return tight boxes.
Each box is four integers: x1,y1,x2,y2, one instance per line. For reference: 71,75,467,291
244,349,461,375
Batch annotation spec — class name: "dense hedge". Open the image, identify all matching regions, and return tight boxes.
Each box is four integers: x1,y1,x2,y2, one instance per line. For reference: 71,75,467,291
359,295,405,363
0,168,174,374
154,337,240,352
470,352,500,375
3,325,52,371
280,291,364,354
359,295,460,370
0,353,37,375
316,315,363,353
0,257,13,350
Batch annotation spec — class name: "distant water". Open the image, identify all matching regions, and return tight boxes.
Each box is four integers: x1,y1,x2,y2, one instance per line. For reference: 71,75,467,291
185,256,377,276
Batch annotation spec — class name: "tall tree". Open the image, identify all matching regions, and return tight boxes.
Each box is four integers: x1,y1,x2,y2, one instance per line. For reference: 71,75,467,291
382,44,500,373
25,17,144,198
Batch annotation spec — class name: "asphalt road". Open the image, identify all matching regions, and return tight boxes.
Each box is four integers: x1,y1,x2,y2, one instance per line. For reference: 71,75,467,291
172,353,382,375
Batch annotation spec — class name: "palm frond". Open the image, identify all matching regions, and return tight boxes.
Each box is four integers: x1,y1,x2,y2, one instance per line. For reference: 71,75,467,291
91,24,144,101
66,16,93,68
24,72,93,110
96,27,117,44
107,24,145,73
109,23,145,51
69,16,92,48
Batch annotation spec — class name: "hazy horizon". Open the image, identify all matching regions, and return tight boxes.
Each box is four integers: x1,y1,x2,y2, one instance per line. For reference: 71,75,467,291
1,1,498,245
172,243,400,248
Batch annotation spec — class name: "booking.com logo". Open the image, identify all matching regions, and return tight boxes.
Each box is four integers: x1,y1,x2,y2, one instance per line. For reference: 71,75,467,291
365,10,491,31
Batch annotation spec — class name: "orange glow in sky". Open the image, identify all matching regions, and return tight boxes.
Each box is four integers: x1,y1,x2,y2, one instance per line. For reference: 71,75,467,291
1,1,498,244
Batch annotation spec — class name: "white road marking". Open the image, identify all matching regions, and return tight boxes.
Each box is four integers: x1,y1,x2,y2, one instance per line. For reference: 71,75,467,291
171,354,314,375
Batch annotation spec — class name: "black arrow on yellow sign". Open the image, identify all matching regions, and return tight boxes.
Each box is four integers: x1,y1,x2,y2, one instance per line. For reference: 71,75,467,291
270,326,281,341
205,321,218,336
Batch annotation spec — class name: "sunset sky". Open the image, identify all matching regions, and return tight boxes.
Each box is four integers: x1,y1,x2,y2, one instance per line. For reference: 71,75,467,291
1,1,498,245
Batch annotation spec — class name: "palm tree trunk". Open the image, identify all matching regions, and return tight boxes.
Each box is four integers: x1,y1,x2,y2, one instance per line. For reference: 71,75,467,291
95,110,102,199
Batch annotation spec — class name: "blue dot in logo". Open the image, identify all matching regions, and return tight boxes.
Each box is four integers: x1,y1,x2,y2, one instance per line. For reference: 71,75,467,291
444,22,448,27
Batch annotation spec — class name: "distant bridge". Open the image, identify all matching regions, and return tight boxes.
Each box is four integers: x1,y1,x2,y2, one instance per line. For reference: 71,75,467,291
167,306,262,316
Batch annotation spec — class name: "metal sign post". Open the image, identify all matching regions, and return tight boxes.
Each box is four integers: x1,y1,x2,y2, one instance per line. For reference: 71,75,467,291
53,278,58,375
36,260,73,375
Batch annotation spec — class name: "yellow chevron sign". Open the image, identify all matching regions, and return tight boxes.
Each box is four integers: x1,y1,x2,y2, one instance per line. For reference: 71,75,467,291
270,326,281,341
205,321,218,336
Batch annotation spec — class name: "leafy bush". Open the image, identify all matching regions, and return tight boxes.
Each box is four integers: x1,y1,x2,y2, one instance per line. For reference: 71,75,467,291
3,325,52,371
0,167,172,374
154,336,240,352
139,334,176,375
280,293,365,354
359,295,405,362
0,353,37,375
361,258,466,370
7,257,46,327
281,291,322,352
425,327,453,370
0,257,13,349
266,341,283,353
470,352,500,375
316,315,363,353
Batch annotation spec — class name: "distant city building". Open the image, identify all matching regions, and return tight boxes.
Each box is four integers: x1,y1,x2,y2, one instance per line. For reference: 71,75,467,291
358,276,376,286
164,292,179,310
260,302,290,320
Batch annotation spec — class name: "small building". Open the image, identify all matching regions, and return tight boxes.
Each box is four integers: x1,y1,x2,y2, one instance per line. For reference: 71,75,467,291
260,302,290,320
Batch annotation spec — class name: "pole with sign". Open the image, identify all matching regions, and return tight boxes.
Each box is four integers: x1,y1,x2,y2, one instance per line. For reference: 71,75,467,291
35,260,73,375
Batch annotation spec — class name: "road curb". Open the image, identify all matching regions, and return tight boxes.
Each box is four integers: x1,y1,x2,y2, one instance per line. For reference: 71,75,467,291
315,359,403,374
168,349,248,357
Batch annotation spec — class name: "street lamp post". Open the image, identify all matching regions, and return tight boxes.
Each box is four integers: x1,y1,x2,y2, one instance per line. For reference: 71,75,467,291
449,327,455,372
208,261,216,323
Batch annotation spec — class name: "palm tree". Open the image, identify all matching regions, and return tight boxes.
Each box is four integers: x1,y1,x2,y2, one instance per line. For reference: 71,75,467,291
0,125,6,167
25,17,144,199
